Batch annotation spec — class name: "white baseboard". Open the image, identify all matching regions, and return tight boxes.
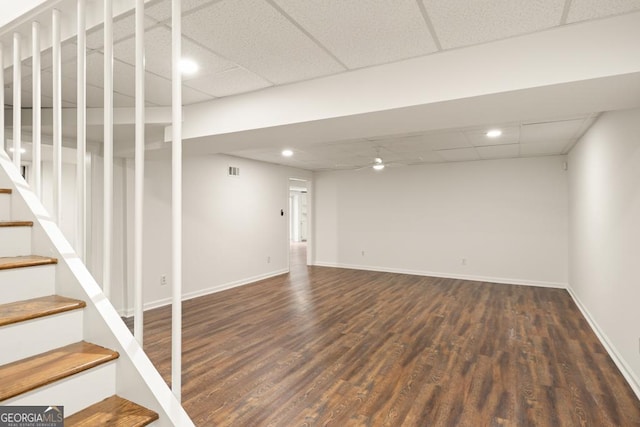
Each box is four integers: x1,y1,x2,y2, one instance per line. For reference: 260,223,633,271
120,268,289,317
313,261,566,289
566,286,640,400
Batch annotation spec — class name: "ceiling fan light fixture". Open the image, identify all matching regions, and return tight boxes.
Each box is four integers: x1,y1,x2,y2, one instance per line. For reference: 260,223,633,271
373,163,385,171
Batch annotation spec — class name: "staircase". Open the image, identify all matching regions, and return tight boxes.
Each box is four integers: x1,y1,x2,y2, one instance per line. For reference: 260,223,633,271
0,151,193,425
0,189,158,425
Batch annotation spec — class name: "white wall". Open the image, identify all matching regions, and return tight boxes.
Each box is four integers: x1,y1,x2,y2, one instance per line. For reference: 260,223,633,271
314,156,568,287
568,108,640,396
126,150,311,313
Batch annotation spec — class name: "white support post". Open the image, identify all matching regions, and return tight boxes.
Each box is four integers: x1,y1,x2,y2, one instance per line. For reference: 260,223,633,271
0,43,4,154
32,22,42,199
13,33,21,169
134,0,145,346
77,0,87,261
171,0,183,401
52,9,62,224
103,0,113,299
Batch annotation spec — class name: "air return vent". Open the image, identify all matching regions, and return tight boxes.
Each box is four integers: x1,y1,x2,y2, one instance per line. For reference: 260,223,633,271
228,166,240,176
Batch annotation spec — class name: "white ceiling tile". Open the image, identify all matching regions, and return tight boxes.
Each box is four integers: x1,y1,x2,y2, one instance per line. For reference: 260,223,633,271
422,132,471,150
145,0,217,22
567,0,640,23
520,140,571,156
185,67,271,97
465,126,519,147
181,0,346,84
411,151,445,163
271,0,438,69
520,119,585,144
113,26,236,81
476,144,519,160
40,42,77,71
3,87,34,107
114,92,136,107
422,0,565,49
436,147,480,162
86,14,157,50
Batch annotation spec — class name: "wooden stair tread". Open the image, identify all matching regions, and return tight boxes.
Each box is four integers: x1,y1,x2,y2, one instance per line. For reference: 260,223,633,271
0,295,86,327
0,341,119,401
65,395,159,427
0,220,33,227
0,189,11,194
0,255,58,270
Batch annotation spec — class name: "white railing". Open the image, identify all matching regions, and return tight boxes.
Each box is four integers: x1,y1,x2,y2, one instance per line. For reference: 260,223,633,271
1,0,184,403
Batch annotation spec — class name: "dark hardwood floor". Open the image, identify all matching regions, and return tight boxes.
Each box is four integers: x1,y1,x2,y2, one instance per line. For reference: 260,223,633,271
127,243,640,426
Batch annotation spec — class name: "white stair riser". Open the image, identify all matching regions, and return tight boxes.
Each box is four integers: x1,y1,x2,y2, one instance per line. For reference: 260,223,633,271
0,226,31,257
0,265,56,304
0,195,9,219
1,362,116,417
0,310,84,365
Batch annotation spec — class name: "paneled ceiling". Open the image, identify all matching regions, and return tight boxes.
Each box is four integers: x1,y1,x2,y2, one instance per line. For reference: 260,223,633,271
227,115,598,171
2,0,640,166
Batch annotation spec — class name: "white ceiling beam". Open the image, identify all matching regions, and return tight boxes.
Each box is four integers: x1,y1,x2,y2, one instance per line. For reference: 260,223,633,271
4,107,172,127
178,11,640,146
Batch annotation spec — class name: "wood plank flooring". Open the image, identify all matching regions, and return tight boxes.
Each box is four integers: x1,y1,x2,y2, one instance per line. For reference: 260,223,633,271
128,243,640,426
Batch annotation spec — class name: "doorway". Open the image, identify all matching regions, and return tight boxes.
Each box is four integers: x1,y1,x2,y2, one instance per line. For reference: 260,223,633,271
289,178,309,268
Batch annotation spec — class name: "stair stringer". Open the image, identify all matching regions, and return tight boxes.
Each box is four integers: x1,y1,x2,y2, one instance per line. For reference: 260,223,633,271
0,150,194,426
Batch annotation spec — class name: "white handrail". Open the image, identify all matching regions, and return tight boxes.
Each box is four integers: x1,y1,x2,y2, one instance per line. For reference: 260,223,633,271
52,9,62,224
12,32,21,169
103,0,113,299
134,0,145,346
32,21,42,200
171,0,183,402
76,0,87,261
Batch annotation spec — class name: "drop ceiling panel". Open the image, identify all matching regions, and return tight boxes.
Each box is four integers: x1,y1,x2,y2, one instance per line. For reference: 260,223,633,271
181,0,346,84
86,14,157,50
411,150,445,163
422,0,565,49
39,43,78,72
114,26,236,82
145,0,217,23
3,63,33,86
271,0,438,69
520,140,571,156
567,0,640,23
423,132,472,151
520,119,585,144
464,126,519,146
476,143,519,159
436,147,480,162
3,87,34,108
185,67,271,97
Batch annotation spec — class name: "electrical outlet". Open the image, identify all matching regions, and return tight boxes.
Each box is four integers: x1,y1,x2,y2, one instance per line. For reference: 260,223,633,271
461,258,467,266
361,250,365,256
160,274,167,286
267,256,271,264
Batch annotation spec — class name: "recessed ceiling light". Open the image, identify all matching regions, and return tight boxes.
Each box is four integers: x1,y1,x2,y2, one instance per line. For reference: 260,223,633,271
9,147,26,154
282,149,293,157
179,58,199,75
373,163,385,171
486,129,502,138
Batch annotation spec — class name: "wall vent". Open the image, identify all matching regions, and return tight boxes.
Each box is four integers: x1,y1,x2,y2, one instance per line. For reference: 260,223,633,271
228,166,240,176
